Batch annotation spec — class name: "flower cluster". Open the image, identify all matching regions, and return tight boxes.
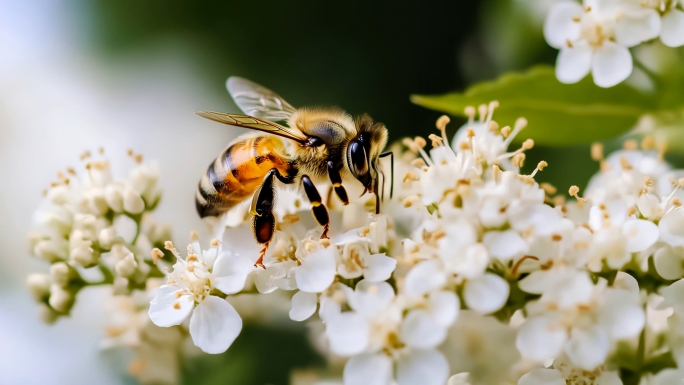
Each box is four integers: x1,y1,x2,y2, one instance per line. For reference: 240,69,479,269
26,103,684,384
544,0,684,87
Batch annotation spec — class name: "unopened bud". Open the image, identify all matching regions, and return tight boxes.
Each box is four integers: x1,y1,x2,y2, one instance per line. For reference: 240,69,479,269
33,239,68,263
113,277,130,295
70,243,99,267
26,274,51,301
98,227,117,250
48,284,73,313
105,185,124,212
115,254,138,278
123,189,145,214
50,262,71,287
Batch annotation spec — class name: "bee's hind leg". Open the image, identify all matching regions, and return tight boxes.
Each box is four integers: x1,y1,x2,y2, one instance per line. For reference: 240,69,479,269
302,175,330,239
327,161,349,205
251,168,295,268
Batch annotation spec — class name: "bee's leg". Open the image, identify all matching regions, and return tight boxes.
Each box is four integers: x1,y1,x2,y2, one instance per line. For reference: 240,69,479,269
327,161,349,205
251,168,295,268
302,175,330,239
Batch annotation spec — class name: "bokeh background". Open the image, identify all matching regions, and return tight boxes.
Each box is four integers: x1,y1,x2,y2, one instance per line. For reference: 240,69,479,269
0,0,609,383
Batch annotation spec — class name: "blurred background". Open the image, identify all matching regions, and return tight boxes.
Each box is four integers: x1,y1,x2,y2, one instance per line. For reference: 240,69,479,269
0,0,611,384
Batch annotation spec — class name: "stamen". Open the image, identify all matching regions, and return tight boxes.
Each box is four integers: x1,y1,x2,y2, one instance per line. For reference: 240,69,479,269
623,139,638,151
210,238,221,247
413,137,434,166
410,158,426,168
641,135,655,150
403,171,419,182
511,255,539,277
485,101,499,122
569,185,587,208
436,115,453,151
530,160,548,178
620,156,633,170
512,153,526,168
190,230,199,241
591,142,604,161
540,182,557,195
488,121,499,134
500,126,511,138
492,164,502,182
151,248,164,264
164,241,181,259
428,134,443,148
464,106,476,123
478,104,487,122
503,118,528,148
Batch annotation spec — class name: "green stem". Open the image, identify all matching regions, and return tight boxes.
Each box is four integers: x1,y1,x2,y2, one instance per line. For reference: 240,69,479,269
131,219,142,245
90,264,115,286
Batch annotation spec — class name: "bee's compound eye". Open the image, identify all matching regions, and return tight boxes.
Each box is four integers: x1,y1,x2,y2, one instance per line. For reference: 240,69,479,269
305,136,324,147
348,140,368,177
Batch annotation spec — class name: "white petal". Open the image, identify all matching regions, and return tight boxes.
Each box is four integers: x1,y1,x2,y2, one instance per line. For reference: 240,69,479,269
447,373,471,385
556,43,592,84
516,316,567,361
326,312,370,355
661,9,684,47
659,279,684,314
598,291,644,339
212,253,253,295
401,310,448,349
428,290,459,327
397,349,449,385
592,41,633,88
543,1,583,48
343,354,393,385
518,369,565,385
615,9,661,47
362,253,397,282
295,248,337,293
483,230,528,261
508,204,562,236
651,369,684,385
254,266,279,294
564,326,609,370
444,243,489,279
148,285,193,327
189,296,242,354
463,273,509,314
348,280,395,318
622,219,659,252
404,259,447,297
660,209,684,246
289,291,318,321
655,246,684,280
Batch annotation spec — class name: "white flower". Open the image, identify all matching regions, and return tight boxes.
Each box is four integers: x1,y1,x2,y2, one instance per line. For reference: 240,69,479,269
545,1,634,87
463,273,509,314
148,240,252,354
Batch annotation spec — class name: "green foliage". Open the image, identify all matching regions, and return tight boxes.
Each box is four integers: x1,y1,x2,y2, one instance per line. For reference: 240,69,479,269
411,66,658,146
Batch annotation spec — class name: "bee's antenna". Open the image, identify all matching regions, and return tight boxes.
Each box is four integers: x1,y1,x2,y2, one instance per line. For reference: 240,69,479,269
379,151,394,200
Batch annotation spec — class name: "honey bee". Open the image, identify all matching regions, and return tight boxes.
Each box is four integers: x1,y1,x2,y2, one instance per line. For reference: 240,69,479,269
195,77,393,267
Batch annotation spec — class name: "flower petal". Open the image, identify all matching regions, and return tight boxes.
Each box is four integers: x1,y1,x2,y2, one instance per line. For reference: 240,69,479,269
212,253,253,295
348,280,395,318
592,41,633,88
148,285,193,327
660,209,684,247
556,43,592,84
396,349,449,385
615,9,661,47
401,309,448,349
295,248,337,293
518,369,565,385
661,9,684,47
289,291,318,321
189,296,242,354
326,312,370,355
655,246,684,281
483,230,528,261
404,259,447,297
622,219,659,252
362,253,397,282
428,290,459,327
564,326,609,370
463,273,509,314
343,354,393,385
543,1,583,49
516,316,567,361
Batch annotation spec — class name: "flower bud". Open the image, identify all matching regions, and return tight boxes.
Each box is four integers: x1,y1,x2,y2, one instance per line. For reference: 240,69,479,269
33,239,68,262
49,262,71,287
70,243,99,267
38,303,60,324
98,227,117,250
123,189,145,214
73,214,97,235
148,223,172,245
85,188,109,215
105,185,124,212
88,160,112,187
115,253,138,278
48,284,73,313
113,277,130,295
26,273,51,301
130,163,159,196
46,185,70,205
40,208,72,235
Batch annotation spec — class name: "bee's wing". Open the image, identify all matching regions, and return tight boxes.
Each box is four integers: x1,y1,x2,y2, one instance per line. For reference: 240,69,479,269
227,77,296,123
196,111,308,143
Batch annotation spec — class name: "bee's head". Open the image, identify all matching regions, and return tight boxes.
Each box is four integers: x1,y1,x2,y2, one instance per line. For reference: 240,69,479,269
346,115,388,211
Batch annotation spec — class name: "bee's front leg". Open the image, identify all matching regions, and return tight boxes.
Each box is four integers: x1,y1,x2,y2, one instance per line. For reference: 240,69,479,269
327,161,349,205
251,168,295,269
302,175,330,239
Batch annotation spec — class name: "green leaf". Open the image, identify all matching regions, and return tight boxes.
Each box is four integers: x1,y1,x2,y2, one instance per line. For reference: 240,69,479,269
411,66,658,146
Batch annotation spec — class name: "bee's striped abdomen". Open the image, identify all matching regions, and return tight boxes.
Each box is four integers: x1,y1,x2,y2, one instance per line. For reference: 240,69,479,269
196,134,294,218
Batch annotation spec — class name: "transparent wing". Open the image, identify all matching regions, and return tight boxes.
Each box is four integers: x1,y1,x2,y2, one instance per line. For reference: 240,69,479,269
227,77,296,122
196,111,307,143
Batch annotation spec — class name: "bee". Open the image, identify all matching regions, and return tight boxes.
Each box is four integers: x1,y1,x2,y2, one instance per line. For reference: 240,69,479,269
195,77,393,267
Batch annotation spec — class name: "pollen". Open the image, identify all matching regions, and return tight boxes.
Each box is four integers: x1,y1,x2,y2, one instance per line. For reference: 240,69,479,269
175,291,182,298
436,115,450,131
552,234,562,241
403,171,419,183
512,153,526,168
569,185,587,206
619,156,633,170
210,238,221,247
641,135,655,150
464,106,476,122
591,143,604,161
522,139,534,150
623,139,638,150
414,137,427,149
488,121,499,133
173,301,181,309
467,128,476,139
501,126,511,138
151,248,164,264
410,158,426,168
190,230,199,241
